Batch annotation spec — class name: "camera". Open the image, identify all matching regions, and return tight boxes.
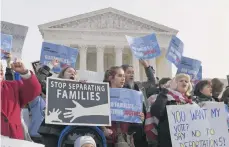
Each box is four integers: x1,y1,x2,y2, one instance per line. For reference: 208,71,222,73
36,65,52,95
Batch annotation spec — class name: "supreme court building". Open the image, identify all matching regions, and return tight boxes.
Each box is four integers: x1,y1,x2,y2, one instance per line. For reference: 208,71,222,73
38,7,178,81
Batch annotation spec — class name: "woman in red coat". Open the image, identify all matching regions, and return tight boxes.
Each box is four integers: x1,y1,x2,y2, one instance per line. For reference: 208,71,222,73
1,59,41,139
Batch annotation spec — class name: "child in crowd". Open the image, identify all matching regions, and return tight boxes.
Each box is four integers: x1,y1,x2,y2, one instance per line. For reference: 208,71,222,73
74,136,96,147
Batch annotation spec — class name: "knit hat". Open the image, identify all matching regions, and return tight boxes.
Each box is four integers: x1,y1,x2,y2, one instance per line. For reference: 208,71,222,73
74,136,96,147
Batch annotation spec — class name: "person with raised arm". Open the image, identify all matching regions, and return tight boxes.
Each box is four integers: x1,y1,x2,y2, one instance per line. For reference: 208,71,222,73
1,59,41,139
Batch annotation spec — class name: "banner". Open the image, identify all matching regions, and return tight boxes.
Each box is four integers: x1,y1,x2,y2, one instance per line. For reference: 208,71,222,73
126,33,161,60
1,135,44,147
45,77,111,126
1,33,13,59
166,102,229,147
110,88,143,123
166,35,184,67
1,21,28,59
40,42,78,73
177,56,201,79
76,70,104,82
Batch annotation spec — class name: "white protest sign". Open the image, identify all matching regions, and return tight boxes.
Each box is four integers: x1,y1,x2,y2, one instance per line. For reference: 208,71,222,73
76,70,104,82
1,135,44,147
166,102,229,147
1,21,28,59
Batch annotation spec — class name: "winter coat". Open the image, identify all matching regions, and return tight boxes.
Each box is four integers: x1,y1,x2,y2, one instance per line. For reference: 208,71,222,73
122,66,154,146
150,89,192,147
1,71,41,139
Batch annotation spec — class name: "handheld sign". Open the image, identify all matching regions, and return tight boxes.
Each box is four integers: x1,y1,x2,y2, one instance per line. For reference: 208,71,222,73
192,66,202,85
76,70,105,82
1,33,13,59
40,42,78,73
166,35,184,67
45,77,111,126
176,56,201,79
126,33,161,60
166,102,229,147
1,135,44,147
31,60,41,75
1,21,28,59
110,88,143,123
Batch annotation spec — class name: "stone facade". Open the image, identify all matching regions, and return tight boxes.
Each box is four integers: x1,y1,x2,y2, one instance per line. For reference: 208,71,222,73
38,7,178,81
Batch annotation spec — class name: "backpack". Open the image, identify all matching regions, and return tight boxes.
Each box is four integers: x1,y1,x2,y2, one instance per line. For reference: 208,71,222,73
57,126,107,147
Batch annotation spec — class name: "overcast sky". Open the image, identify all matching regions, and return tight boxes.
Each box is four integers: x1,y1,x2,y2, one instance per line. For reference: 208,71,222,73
1,0,229,78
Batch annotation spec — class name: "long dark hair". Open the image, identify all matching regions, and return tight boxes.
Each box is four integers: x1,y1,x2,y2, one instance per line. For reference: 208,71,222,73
194,80,211,96
103,66,122,86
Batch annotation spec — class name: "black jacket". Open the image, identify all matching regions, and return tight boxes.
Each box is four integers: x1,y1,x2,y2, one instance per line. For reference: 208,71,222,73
150,89,176,147
123,83,147,146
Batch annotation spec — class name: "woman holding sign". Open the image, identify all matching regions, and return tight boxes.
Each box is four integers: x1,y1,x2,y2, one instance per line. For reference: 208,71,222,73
150,74,193,147
38,65,78,147
103,66,145,147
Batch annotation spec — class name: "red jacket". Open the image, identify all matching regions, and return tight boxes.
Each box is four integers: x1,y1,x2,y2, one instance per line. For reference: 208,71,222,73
1,71,41,139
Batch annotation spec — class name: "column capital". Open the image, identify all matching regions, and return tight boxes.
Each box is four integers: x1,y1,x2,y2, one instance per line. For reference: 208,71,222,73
96,45,105,52
78,44,88,50
114,46,124,52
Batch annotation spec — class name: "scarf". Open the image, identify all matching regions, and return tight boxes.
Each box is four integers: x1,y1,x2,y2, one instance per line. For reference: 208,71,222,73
194,93,213,103
144,88,192,141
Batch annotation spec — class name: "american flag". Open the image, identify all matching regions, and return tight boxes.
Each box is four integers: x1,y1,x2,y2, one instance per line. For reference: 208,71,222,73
143,89,192,140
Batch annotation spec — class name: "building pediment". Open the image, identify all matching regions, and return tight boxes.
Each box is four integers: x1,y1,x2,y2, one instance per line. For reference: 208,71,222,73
39,7,178,33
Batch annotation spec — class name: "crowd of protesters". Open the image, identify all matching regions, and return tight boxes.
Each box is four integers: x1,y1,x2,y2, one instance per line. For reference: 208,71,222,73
1,52,229,147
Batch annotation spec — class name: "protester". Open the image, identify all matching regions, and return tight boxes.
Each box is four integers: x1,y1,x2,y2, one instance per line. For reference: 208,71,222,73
121,59,156,91
211,78,224,102
150,74,193,147
0,59,41,139
38,65,77,147
3,54,34,141
147,77,172,98
221,87,229,129
74,136,96,147
193,80,214,103
121,62,149,147
103,66,144,147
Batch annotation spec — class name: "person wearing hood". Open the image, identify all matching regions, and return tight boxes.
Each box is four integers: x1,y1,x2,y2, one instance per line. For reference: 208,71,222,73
74,136,96,147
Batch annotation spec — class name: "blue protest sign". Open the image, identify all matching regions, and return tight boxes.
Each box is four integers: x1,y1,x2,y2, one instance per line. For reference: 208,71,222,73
126,33,161,60
1,33,13,59
110,88,143,123
176,56,201,79
166,35,184,67
40,42,78,73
